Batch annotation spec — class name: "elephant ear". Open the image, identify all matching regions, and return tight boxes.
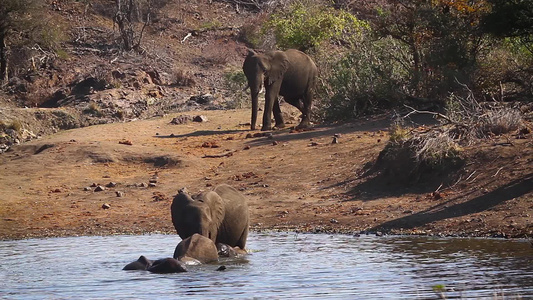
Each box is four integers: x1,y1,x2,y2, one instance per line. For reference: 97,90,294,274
264,51,290,86
203,191,225,239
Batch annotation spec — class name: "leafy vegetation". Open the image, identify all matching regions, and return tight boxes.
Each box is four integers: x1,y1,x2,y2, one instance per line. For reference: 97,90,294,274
263,1,368,51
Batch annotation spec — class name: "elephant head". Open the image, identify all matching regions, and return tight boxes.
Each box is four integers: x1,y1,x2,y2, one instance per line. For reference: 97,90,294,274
171,184,249,250
243,49,317,131
171,189,224,242
122,255,152,271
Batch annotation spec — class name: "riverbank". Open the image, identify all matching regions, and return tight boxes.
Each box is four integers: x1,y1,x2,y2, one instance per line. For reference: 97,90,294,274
1,108,531,241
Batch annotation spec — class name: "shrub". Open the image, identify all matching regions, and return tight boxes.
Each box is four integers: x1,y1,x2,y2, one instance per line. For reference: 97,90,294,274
316,35,410,121
223,69,249,109
263,1,368,51
445,87,524,141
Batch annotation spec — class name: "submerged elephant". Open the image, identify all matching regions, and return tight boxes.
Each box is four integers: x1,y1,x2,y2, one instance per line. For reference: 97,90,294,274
216,243,247,258
122,255,152,271
147,258,188,273
122,256,187,273
173,233,219,263
243,49,318,131
171,184,249,249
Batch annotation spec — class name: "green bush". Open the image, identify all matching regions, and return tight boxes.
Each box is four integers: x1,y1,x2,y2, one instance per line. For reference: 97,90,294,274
223,69,249,109
317,36,409,121
264,1,368,51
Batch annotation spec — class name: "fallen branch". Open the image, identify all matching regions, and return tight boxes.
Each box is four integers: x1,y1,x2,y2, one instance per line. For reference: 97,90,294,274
202,150,236,158
403,105,467,128
492,167,504,177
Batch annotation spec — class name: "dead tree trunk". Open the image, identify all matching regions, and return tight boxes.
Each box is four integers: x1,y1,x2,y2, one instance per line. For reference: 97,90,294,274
0,22,8,85
114,0,135,51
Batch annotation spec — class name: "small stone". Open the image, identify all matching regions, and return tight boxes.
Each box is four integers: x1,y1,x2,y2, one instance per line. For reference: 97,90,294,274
116,191,124,197
90,183,98,187
119,140,133,145
193,115,208,122
148,182,157,188
149,179,158,184
308,142,319,147
243,145,251,150
94,185,105,192
102,203,111,209
106,182,117,188
330,218,339,224
84,187,92,191
138,183,148,188
332,137,339,144
272,141,278,146
170,133,175,137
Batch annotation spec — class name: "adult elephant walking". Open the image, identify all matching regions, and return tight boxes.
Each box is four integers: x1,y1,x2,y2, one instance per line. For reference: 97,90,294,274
243,49,318,131
170,184,249,249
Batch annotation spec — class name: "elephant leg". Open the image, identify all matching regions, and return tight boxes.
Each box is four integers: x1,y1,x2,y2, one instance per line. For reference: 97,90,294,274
236,227,249,250
262,81,282,131
296,91,312,129
273,98,285,129
285,97,304,112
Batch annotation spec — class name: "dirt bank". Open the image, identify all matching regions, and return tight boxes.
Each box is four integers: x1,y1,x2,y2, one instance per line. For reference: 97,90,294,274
1,107,531,240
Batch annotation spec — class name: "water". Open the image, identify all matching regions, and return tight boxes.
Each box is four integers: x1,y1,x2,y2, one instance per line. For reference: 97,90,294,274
0,233,531,299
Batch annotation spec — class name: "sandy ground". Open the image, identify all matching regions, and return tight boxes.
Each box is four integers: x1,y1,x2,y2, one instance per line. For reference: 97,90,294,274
0,107,532,240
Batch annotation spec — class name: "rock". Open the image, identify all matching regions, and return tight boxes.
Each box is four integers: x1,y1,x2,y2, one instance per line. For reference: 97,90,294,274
216,266,227,271
170,115,193,125
116,191,124,197
243,145,251,150
83,187,92,191
94,185,106,192
106,182,117,188
332,136,339,144
148,182,157,188
119,140,133,145
190,93,214,105
102,203,111,209
193,115,208,122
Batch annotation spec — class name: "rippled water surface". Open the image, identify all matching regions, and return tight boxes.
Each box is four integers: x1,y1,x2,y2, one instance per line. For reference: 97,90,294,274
0,233,531,299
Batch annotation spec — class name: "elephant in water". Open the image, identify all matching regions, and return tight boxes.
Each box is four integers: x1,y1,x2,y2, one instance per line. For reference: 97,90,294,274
123,256,187,273
173,233,219,264
171,184,249,250
243,49,318,131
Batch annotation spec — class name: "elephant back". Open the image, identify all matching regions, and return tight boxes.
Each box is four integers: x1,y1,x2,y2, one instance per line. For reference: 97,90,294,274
213,184,249,248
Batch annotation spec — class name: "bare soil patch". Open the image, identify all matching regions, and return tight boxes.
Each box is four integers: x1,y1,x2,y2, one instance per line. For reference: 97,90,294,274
1,107,531,240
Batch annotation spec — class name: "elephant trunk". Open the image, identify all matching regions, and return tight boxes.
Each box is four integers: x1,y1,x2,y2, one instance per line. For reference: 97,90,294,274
251,86,259,130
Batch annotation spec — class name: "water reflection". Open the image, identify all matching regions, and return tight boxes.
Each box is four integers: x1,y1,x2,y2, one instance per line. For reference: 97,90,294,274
0,233,531,299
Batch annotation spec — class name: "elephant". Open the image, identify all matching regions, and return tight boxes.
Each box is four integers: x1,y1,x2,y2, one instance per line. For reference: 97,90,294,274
171,184,249,250
173,233,219,264
122,255,152,271
216,243,247,258
147,258,188,273
243,49,318,131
